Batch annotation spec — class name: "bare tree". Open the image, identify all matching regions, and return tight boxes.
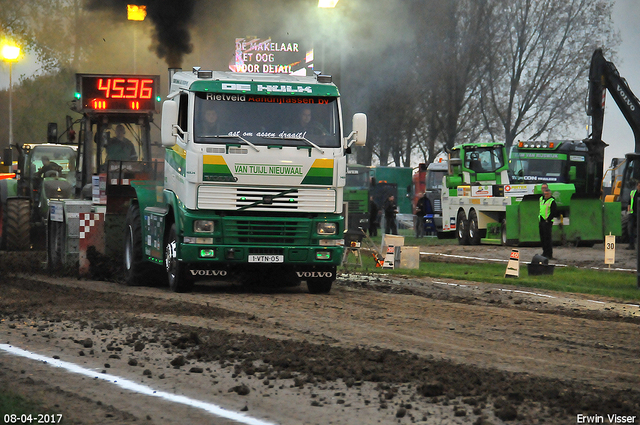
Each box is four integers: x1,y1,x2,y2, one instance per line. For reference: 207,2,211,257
479,0,618,150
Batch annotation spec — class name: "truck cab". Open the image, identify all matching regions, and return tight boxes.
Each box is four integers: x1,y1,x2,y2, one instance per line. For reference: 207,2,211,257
130,68,366,293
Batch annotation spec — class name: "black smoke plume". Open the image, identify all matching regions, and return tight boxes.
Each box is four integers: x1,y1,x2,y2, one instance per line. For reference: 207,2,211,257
85,0,196,68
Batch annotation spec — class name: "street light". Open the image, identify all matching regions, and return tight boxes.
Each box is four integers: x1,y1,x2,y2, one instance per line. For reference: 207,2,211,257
318,0,339,7
127,5,147,73
2,44,20,148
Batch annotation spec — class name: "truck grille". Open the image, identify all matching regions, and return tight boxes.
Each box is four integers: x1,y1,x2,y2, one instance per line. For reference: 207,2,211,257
198,186,336,212
224,218,311,245
433,199,442,213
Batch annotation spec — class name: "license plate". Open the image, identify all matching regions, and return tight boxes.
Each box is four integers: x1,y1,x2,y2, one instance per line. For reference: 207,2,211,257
248,255,284,263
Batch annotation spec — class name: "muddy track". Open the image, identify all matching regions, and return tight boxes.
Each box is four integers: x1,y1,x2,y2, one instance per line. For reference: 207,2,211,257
1,251,640,425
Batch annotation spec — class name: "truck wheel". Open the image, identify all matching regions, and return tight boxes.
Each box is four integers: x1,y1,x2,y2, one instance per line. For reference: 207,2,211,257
468,210,481,245
124,203,156,286
165,223,194,293
4,198,30,251
500,219,508,246
307,278,333,294
456,210,469,245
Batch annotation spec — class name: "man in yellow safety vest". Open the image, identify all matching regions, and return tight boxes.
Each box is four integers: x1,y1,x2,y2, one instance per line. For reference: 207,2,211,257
627,181,640,250
539,184,557,259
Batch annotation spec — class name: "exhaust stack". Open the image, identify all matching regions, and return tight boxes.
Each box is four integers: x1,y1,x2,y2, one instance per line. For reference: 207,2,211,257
168,68,182,91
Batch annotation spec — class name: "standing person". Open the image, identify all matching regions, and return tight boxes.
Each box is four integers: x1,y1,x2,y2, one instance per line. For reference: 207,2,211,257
368,196,379,237
383,195,398,235
627,181,640,250
415,194,427,238
539,184,557,259
106,125,137,161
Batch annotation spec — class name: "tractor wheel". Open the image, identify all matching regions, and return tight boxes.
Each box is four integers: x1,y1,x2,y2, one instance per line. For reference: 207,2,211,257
4,198,31,251
165,223,194,293
124,203,158,286
0,202,5,250
456,209,469,245
468,209,481,245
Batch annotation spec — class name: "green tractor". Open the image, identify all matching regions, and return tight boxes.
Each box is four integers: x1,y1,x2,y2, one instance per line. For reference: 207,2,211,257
0,142,77,250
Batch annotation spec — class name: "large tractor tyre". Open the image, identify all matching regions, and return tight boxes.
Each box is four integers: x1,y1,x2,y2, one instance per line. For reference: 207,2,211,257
165,223,194,293
456,210,469,245
0,202,5,250
47,219,65,271
619,214,631,244
468,209,481,245
123,203,158,286
4,198,31,251
307,278,333,294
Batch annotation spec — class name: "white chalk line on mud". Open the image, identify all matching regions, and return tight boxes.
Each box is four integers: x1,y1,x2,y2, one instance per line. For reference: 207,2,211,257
0,344,277,425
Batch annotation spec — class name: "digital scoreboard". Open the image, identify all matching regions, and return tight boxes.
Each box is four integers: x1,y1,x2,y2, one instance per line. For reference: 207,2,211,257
75,74,160,113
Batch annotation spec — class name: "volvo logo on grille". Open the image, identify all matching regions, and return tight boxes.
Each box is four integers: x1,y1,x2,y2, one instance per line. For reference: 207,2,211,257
189,270,228,276
263,196,273,204
296,271,333,278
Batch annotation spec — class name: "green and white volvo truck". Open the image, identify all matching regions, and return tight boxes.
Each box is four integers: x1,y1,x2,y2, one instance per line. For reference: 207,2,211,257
126,68,366,293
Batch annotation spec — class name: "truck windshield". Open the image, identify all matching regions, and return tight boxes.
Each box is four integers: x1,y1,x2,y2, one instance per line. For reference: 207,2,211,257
510,152,566,183
464,147,504,173
346,168,371,188
426,170,446,190
193,93,340,148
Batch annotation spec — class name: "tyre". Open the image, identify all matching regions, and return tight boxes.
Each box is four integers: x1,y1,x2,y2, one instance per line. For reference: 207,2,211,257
4,198,31,251
468,209,481,245
0,202,5,250
47,218,65,271
500,219,508,246
456,209,469,245
307,278,333,294
620,213,630,244
124,203,157,286
165,223,194,293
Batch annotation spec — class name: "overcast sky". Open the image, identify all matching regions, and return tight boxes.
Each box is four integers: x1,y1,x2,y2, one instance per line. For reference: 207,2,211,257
601,0,640,168
1,0,639,170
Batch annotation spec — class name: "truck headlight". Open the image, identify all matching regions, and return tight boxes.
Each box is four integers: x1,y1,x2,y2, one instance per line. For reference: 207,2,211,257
317,222,337,235
194,220,214,233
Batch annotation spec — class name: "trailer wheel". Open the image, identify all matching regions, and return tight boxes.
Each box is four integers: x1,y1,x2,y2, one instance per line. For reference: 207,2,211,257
456,210,469,245
468,210,481,245
165,223,194,293
4,198,30,251
307,278,333,294
124,203,157,286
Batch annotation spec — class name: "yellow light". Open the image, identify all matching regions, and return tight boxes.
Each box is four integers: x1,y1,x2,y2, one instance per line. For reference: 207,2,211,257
127,4,147,21
318,0,339,7
1,45,20,61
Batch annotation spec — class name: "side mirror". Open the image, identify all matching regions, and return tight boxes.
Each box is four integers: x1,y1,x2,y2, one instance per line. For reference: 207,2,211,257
161,100,179,147
352,113,367,146
569,165,577,181
1,147,11,166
